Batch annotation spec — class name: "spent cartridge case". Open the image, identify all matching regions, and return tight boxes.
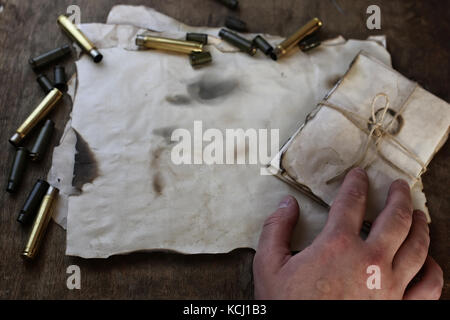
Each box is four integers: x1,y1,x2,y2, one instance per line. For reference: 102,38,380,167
30,119,55,161
36,74,54,94
274,18,322,58
299,40,321,52
53,65,68,92
219,29,256,56
29,45,71,70
57,15,103,63
17,179,50,225
189,52,213,67
299,33,321,52
216,0,239,10
136,35,203,54
22,186,59,259
252,35,277,60
225,16,247,32
7,147,28,193
9,88,62,147
186,33,208,45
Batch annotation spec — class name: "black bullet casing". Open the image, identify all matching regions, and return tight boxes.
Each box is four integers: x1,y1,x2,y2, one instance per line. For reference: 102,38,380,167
219,29,256,56
299,33,321,52
29,45,71,71
299,41,321,51
186,33,208,45
217,0,238,10
225,16,247,32
189,52,213,67
37,74,54,94
17,180,50,224
7,147,28,193
299,39,321,52
30,119,55,161
253,35,277,60
54,65,68,92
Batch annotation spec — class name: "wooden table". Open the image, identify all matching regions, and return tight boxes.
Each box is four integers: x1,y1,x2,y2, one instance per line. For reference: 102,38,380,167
0,0,448,299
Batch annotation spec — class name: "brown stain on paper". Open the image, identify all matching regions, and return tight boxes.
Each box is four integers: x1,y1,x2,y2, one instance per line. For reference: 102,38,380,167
72,130,99,191
187,76,238,101
152,172,164,196
150,146,166,196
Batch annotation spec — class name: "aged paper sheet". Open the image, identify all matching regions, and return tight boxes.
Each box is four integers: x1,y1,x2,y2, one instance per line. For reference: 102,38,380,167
48,6,394,257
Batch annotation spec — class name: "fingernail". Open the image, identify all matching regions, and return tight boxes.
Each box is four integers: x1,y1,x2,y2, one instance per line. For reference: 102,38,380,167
279,196,293,208
394,179,409,189
353,167,366,175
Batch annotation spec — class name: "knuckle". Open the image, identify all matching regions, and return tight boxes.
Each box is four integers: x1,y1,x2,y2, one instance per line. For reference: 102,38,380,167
412,235,430,255
416,218,430,234
263,212,285,229
343,187,367,204
391,205,413,228
367,248,386,266
332,198,359,214
406,242,429,266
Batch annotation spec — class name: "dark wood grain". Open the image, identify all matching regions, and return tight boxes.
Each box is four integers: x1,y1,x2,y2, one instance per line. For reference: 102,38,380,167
0,0,448,299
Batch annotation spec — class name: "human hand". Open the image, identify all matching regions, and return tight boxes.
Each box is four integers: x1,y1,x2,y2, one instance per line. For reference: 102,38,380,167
253,167,443,299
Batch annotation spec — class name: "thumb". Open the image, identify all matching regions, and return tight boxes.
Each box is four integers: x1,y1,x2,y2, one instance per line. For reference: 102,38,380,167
256,195,299,269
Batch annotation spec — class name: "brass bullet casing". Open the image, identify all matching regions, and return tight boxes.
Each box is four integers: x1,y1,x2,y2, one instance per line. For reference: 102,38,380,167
57,15,103,63
9,88,62,147
274,18,322,59
136,35,203,54
22,186,59,259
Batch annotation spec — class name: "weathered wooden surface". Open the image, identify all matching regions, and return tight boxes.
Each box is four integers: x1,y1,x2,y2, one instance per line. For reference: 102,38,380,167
0,0,448,299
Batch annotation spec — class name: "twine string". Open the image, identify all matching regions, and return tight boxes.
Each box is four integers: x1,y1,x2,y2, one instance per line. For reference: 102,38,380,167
316,87,426,184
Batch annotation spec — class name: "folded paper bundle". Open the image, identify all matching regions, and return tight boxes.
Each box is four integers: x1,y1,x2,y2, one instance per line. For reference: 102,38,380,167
273,52,450,223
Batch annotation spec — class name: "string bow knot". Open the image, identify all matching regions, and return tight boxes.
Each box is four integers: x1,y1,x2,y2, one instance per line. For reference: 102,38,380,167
317,87,426,184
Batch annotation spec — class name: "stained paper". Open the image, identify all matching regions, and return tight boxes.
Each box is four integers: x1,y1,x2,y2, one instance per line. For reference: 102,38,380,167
48,6,395,258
